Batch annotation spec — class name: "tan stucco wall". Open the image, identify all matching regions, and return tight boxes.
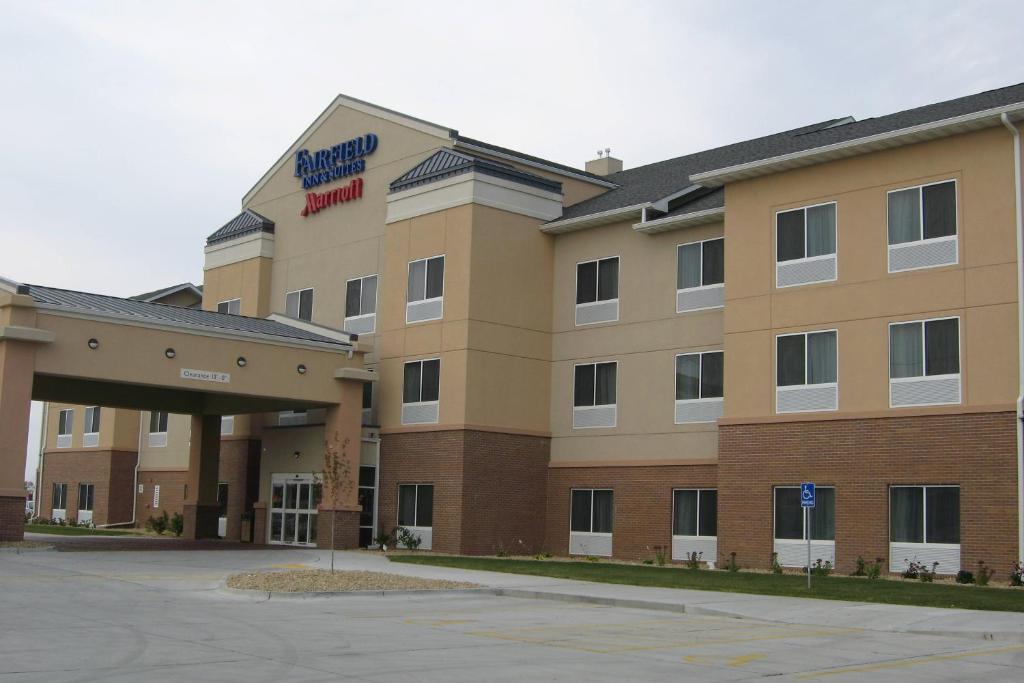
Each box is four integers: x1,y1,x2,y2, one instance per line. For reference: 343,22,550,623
550,219,725,464
43,404,140,452
202,257,273,318
257,425,378,503
137,411,191,470
722,126,1020,420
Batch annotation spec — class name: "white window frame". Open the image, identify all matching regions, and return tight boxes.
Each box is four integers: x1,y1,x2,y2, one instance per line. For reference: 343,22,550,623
397,483,434,550
56,408,73,449
82,406,100,447
671,488,717,539
676,237,724,312
221,415,235,436
886,179,959,273
569,488,613,557
148,411,168,448
773,485,836,567
406,255,445,324
217,298,241,315
774,201,838,288
887,316,962,408
51,482,67,521
285,287,314,322
401,358,440,425
775,329,839,414
888,484,961,574
572,361,617,429
674,351,724,424
344,274,378,333
574,255,620,326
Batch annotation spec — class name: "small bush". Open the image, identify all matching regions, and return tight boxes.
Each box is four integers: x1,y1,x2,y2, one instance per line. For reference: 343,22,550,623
956,569,975,584
916,561,939,583
1011,562,1023,587
373,528,397,551
810,559,833,577
653,545,668,567
642,559,654,565
147,511,169,535
901,559,919,580
976,561,995,587
770,552,783,575
396,527,421,550
169,513,184,537
727,551,739,573
586,556,599,562
866,558,884,580
685,551,703,570
851,555,866,577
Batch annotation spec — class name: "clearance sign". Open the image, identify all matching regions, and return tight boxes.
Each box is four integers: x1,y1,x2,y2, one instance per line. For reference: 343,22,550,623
294,133,376,217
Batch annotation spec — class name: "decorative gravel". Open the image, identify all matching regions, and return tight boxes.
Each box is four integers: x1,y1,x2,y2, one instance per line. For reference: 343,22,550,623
227,569,478,593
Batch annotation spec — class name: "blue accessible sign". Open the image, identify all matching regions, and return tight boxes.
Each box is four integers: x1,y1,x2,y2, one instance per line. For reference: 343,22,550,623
800,482,816,508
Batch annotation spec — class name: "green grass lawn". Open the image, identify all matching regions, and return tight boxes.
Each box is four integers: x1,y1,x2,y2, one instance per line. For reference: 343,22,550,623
24,524,147,537
389,555,1024,612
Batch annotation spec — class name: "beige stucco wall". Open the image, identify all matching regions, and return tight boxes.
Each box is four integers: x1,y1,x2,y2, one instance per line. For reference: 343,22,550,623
137,411,191,470
202,257,273,318
722,125,1020,421
550,218,725,464
43,403,140,453
258,425,378,503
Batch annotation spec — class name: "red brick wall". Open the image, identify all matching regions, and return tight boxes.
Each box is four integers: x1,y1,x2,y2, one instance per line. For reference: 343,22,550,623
545,464,717,561
38,450,137,525
218,439,261,541
0,496,25,541
136,470,187,526
718,412,1019,575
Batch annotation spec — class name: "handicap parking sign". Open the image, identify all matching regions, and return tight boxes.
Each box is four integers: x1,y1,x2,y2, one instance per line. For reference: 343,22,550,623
800,482,815,508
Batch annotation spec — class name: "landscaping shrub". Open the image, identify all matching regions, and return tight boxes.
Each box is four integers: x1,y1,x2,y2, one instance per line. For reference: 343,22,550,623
866,557,884,580
976,561,995,587
373,527,397,551
851,555,866,577
956,569,975,585
685,551,703,570
1012,562,1023,587
147,511,169,535
653,545,668,567
770,552,783,575
170,513,184,537
810,559,833,577
396,526,421,550
727,552,739,573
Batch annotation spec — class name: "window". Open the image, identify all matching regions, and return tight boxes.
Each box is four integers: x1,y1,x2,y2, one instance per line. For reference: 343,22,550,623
776,203,837,287
677,238,724,312
574,362,617,408
362,381,373,410
344,274,378,333
51,483,67,510
402,359,440,425
56,409,73,448
78,483,94,512
889,317,960,407
576,257,618,305
887,180,958,272
149,411,168,434
82,406,100,447
890,486,959,544
406,256,444,323
570,489,613,534
777,331,837,387
221,415,235,436
672,489,717,537
285,288,314,321
217,483,229,518
217,299,241,315
675,352,723,400
774,486,835,541
397,484,433,527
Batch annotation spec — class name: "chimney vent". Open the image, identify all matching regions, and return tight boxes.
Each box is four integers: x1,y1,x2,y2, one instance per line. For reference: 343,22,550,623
585,148,622,176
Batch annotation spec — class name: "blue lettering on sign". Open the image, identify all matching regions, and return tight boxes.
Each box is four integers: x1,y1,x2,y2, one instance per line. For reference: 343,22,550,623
294,133,377,190
800,482,816,508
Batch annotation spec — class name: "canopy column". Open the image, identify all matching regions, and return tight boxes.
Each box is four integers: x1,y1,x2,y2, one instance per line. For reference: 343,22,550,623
182,414,222,539
317,377,364,550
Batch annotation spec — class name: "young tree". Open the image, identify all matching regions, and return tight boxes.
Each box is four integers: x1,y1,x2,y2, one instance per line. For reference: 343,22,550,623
319,429,354,572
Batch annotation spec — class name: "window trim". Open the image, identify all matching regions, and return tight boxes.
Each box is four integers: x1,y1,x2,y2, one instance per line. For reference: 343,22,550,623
886,179,959,273
397,483,433,528
671,488,717,539
82,406,100,447
572,361,618,429
775,329,840,385
344,274,378,332
887,316,962,408
888,484,960,547
406,255,445,324
569,488,613,536
51,482,67,511
774,200,838,288
676,237,725,301
773,485,836,542
285,287,315,322
217,298,241,315
574,255,620,326
674,351,724,423
56,408,74,448
401,358,441,416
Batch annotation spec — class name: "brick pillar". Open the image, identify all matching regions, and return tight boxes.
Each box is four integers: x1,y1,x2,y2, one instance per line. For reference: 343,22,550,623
0,320,37,542
316,379,363,550
182,414,221,539
252,501,267,545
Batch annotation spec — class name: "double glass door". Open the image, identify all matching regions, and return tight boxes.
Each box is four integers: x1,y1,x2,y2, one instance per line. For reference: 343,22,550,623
269,474,320,546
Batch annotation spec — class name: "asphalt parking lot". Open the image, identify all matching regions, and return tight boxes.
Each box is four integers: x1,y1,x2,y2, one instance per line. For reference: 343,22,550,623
2,546,1023,681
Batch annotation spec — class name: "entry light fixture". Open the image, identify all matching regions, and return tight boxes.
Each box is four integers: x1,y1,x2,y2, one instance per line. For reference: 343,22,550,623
164,348,176,359
297,364,307,375
236,356,247,367
87,338,99,350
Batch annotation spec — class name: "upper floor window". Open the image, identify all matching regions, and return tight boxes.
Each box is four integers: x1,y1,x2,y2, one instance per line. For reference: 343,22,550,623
148,411,168,448
83,406,100,447
776,330,838,413
677,238,724,312
401,359,440,425
344,274,378,334
889,317,960,407
674,351,724,424
887,180,957,272
776,202,837,288
56,408,73,448
407,256,444,323
573,361,616,428
217,299,241,315
285,288,313,322
575,256,619,325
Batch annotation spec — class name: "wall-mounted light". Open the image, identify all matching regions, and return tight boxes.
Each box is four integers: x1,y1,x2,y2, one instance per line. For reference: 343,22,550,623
297,364,307,375
165,348,176,359
236,357,247,367
87,338,99,350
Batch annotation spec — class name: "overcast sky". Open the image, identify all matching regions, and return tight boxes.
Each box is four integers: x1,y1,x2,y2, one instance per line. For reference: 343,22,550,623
5,0,1023,480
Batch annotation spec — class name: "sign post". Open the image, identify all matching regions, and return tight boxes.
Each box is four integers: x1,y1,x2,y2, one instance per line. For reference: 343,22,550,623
800,482,816,589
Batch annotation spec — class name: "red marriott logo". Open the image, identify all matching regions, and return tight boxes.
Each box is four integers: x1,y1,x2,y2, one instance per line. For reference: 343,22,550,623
299,177,364,217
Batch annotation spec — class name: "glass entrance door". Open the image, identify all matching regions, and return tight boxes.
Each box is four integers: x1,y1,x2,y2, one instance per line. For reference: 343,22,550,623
269,474,319,546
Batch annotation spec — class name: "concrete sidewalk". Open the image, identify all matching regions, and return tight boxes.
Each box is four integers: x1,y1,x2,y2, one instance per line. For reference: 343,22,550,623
298,550,1024,642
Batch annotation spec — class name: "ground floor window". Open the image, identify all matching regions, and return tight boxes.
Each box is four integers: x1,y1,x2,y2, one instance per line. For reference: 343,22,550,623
358,466,376,548
216,482,229,538
269,475,320,546
672,489,717,536
889,485,960,574
397,484,433,550
76,483,94,525
774,486,835,567
569,489,613,557
51,482,67,519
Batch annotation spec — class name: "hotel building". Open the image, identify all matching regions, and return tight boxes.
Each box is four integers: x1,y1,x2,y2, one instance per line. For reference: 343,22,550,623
5,82,1024,575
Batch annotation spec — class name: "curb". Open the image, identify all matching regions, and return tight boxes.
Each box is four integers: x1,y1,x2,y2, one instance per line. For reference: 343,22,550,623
220,584,500,600
0,545,56,554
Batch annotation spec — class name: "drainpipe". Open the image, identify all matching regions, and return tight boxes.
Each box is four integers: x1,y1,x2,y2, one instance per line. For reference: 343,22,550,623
129,414,143,528
35,402,48,519
1001,112,1024,565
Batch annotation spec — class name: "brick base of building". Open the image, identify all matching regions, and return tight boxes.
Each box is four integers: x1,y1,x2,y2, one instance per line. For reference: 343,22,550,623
0,495,25,542
718,411,1020,575
379,429,550,555
38,450,138,526
183,503,220,539
315,508,361,550
217,439,261,541
136,469,188,528
545,463,717,561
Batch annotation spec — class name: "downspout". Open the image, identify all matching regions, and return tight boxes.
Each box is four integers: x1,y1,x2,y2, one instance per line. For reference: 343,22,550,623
129,414,143,528
35,403,48,519
1001,112,1024,565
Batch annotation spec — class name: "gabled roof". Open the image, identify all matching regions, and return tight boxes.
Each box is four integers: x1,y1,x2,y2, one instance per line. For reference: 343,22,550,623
25,284,351,349
206,209,275,246
389,148,562,194
130,282,203,305
453,135,616,188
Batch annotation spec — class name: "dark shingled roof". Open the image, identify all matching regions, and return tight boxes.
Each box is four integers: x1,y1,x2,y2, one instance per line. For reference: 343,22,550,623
130,282,203,306
454,135,614,185
206,209,275,246
558,81,1024,223
390,149,562,194
26,284,350,347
